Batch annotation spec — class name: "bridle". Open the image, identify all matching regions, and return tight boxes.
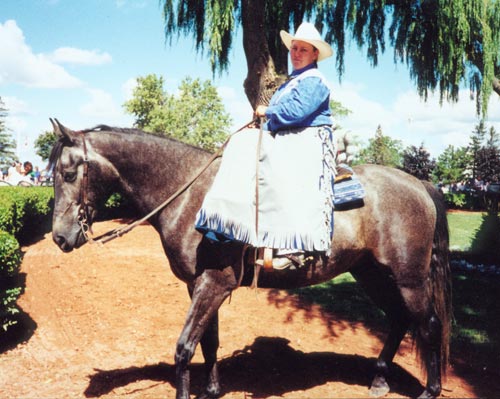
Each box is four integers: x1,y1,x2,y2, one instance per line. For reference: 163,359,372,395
72,120,258,245
76,131,94,241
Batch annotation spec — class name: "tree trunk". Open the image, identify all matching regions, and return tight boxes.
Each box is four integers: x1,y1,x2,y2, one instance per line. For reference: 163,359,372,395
493,77,500,97
241,0,287,109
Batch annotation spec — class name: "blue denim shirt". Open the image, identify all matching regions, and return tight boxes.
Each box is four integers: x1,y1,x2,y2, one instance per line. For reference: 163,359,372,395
264,63,333,132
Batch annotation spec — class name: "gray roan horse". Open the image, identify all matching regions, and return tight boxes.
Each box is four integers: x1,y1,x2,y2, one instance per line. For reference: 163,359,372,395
49,119,451,399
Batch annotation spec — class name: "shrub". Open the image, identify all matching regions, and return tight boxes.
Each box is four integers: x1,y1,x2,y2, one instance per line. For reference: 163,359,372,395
0,231,21,277
0,187,53,244
0,187,53,333
0,230,22,331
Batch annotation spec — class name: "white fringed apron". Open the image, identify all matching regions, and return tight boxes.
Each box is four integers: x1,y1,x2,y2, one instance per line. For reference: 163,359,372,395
195,125,336,253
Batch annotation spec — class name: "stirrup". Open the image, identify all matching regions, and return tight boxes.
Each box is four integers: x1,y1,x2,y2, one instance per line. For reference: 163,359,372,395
255,249,314,270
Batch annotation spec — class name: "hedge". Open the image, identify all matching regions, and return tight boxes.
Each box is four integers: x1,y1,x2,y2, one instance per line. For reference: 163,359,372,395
0,186,54,332
0,186,54,243
0,231,22,331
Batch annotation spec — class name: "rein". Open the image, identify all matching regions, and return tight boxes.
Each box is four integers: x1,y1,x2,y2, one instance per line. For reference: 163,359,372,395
78,120,257,245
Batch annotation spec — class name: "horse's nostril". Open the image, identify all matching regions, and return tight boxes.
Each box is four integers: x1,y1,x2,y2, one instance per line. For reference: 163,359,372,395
55,235,66,246
55,235,73,252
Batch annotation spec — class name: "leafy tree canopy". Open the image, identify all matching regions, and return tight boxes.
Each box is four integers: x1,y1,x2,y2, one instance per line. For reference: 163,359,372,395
161,0,500,114
433,145,470,184
124,74,232,152
34,130,58,162
401,143,435,181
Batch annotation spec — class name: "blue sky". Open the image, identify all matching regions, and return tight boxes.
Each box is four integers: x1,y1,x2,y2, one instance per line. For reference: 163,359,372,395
1,0,500,168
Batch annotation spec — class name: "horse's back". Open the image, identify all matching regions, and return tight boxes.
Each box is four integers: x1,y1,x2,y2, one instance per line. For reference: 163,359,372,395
332,164,437,271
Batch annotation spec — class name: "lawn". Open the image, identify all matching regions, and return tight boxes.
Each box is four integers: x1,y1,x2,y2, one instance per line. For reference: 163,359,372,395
447,210,500,261
447,211,485,251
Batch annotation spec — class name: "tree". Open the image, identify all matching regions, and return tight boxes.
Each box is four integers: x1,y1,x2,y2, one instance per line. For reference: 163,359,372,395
486,126,500,149
476,146,500,183
433,145,470,185
124,75,231,152
161,1,500,114
401,143,436,181
469,120,488,179
357,125,402,167
123,75,165,129
34,130,57,161
0,97,17,169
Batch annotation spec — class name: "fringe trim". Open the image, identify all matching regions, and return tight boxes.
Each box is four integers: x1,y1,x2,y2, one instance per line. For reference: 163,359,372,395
195,208,331,252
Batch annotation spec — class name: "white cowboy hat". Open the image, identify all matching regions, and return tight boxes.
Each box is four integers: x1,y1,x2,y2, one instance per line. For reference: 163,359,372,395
280,22,333,62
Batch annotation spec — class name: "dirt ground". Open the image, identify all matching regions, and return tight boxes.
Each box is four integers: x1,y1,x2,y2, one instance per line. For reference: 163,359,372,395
0,220,493,398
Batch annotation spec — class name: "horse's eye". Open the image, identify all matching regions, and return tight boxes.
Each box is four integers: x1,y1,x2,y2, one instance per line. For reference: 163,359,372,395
63,171,77,182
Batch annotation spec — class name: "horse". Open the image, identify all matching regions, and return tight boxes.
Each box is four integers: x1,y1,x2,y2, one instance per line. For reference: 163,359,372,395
48,119,452,399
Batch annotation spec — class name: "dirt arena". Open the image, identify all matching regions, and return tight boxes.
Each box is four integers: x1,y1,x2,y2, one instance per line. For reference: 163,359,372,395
0,220,493,398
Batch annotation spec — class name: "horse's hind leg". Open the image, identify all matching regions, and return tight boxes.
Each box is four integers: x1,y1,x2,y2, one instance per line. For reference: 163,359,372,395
415,313,443,398
350,265,410,397
369,318,410,397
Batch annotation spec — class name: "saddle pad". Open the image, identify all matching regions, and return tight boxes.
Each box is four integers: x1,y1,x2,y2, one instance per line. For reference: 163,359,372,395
334,173,365,206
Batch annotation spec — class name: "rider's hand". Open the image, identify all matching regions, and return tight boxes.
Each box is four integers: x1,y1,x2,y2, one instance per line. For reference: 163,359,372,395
254,105,268,118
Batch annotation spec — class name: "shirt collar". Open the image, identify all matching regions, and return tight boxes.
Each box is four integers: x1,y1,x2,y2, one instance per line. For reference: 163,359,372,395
290,62,318,77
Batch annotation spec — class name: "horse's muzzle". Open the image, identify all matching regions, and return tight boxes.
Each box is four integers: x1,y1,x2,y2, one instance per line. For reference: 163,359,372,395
53,230,87,252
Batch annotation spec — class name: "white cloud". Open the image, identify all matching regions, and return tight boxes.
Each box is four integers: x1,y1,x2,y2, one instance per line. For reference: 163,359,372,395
0,20,82,89
80,88,121,118
122,77,138,101
79,88,133,127
2,96,31,115
47,47,112,66
334,80,500,157
217,85,253,130
5,115,28,133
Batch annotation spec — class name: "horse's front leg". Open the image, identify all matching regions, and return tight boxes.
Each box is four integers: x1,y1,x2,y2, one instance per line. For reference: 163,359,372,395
176,268,236,399
200,312,221,398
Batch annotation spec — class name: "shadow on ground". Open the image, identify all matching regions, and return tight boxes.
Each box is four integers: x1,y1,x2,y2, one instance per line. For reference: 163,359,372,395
85,336,423,398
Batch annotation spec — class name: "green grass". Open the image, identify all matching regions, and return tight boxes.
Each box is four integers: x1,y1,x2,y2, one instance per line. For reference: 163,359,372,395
447,212,485,251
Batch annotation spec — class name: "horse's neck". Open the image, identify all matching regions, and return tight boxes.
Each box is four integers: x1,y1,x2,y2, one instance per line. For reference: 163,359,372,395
93,131,214,212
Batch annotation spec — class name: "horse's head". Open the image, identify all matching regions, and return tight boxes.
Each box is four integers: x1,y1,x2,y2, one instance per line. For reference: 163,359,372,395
49,119,119,252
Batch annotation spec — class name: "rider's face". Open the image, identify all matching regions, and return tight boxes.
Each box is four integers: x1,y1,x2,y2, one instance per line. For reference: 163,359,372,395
290,40,318,70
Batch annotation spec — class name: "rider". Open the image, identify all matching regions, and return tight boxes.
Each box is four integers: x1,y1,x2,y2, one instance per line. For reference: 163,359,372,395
195,22,336,269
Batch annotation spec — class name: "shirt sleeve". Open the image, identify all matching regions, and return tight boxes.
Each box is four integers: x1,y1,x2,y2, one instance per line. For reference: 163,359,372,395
265,76,330,131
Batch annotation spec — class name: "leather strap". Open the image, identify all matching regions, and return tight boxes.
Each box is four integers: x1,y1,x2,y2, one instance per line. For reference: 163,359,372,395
263,247,273,269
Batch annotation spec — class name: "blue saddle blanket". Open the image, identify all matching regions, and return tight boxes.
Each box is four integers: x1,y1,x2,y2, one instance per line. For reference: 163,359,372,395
334,172,365,207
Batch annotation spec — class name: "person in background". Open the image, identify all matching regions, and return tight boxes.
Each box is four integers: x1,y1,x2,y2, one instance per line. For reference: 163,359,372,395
33,166,41,185
23,161,34,182
195,22,336,270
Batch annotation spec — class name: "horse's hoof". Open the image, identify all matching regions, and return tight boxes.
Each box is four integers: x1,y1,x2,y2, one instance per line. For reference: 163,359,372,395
195,391,221,399
369,375,390,397
417,389,436,399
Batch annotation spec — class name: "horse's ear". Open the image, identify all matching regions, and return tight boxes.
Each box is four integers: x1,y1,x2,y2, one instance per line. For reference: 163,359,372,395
50,118,76,143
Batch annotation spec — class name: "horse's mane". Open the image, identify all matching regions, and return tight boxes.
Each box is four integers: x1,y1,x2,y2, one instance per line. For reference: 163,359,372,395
47,124,213,172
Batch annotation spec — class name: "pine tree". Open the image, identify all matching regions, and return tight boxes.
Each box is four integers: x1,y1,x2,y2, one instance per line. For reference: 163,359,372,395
0,97,17,170
469,121,488,179
486,126,500,148
357,125,403,167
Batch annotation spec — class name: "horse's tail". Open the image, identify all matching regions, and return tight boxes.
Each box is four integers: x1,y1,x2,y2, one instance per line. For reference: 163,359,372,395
420,182,452,376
